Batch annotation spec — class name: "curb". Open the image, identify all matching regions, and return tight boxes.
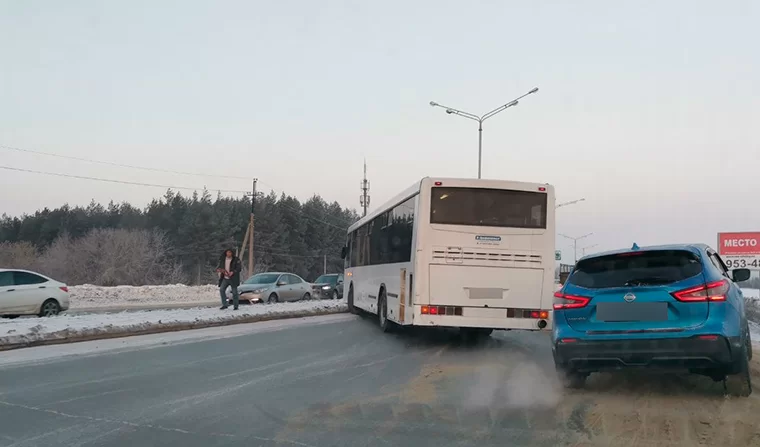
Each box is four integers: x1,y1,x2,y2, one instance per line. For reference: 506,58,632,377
0,306,349,352
67,302,220,315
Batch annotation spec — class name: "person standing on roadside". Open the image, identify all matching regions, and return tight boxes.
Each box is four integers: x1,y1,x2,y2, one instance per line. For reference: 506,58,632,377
217,248,242,310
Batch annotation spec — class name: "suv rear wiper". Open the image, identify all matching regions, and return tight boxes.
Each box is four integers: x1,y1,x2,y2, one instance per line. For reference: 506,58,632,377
624,277,671,287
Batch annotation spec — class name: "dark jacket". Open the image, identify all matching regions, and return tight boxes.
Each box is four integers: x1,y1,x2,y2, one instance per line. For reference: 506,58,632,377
217,251,243,287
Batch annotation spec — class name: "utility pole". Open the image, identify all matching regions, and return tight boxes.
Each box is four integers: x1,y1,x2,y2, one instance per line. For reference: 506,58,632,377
249,178,256,275
239,178,257,277
359,159,370,217
559,233,593,263
323,254,327,275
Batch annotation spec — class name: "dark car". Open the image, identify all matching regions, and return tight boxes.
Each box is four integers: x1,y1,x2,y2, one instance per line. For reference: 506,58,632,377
552,243,753,396
311,273,344,300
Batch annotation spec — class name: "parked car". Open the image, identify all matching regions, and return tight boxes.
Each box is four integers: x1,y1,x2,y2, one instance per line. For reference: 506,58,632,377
552,244,753,396
0,269,70,318
229,272,312,304
311,273,344,300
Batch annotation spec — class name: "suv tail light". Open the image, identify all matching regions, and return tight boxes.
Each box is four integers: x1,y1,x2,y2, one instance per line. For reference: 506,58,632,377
671,280,728,302
553,291,591,310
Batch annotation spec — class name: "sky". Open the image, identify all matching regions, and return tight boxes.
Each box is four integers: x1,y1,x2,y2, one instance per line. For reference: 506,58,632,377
1,0,758,262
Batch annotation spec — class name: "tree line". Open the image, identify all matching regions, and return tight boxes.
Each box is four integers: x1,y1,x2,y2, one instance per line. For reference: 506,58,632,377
0,189,359,286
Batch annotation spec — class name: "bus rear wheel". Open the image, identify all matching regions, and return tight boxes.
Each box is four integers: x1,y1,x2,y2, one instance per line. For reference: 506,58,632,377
460,328,492,342
378,291,392,333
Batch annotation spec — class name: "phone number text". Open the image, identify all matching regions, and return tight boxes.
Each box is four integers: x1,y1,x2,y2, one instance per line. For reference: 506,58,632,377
725,258,760,269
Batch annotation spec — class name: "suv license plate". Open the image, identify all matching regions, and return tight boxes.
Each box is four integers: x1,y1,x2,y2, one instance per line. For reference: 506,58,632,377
596,302,668,322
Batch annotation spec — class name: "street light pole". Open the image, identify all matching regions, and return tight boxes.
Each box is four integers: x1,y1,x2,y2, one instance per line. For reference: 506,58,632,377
478,121,483,179
559,232,593,263
430,87,539,179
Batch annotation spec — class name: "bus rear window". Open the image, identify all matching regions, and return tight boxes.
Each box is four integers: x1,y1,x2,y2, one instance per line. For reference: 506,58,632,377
430,187,547,229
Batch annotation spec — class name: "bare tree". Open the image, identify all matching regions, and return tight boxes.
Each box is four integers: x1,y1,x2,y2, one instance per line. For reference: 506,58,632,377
0,241,39,270
37,228,187,286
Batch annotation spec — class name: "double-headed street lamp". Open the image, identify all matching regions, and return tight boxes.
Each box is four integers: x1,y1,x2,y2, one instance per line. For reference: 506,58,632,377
556,198,585,209
556,199,588,263
580,244,598,257
559,232,593,263
429,87,539,179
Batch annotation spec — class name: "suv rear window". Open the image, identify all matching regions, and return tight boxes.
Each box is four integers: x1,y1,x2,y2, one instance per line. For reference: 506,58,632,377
568,250,703,289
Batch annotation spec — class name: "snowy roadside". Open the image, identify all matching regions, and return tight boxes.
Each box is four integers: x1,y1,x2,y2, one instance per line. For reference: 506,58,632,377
0,300,348,350
68,284,220,309
744,289,760,329
68,285,760,308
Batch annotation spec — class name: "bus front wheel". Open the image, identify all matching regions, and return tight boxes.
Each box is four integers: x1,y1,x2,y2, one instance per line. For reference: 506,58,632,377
347,286,359,315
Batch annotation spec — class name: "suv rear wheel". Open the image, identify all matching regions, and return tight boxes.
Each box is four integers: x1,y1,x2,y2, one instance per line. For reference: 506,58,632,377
556,366,588,389
724,344,752,397
745,322,753,361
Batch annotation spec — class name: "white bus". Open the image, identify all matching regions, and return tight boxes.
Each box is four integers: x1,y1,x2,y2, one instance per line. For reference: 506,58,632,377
340,177,556,337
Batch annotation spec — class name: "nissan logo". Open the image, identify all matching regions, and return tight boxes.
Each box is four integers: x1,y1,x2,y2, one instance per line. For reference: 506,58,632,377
623,293,636,303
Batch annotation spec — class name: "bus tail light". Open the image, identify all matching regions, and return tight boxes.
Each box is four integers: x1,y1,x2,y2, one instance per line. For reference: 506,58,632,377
421,305,462,316
507,308,552,319
423,306,550,318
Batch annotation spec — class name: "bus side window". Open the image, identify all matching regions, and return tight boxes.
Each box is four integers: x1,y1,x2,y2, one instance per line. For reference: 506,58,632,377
350,230,359,267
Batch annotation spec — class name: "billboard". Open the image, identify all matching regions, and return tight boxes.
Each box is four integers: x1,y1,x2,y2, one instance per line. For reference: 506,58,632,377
718,232,760,269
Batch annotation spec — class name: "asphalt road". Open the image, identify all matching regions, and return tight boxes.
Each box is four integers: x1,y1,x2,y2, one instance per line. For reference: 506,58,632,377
3,313,738,447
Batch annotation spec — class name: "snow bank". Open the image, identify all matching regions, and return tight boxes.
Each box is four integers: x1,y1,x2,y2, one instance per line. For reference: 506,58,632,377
69,284,220,308
744,289,760,326
751,322,760,344
0,300,348,349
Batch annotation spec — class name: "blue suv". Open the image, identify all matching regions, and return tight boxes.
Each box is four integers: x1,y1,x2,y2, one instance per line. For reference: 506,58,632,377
552,244,753,396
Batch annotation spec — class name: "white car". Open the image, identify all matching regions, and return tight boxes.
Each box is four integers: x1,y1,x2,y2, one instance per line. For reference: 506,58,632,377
0,269,70,318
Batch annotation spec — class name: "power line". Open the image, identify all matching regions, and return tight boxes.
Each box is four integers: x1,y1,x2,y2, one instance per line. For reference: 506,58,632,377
0,165,249,194
260,251,342,260
1,143,310,197
175,246,341,260
1,144,353,230
0,164,350,231
0,144,251,180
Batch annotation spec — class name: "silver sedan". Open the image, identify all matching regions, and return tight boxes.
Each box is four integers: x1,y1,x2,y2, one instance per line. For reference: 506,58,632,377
231,272,313,304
